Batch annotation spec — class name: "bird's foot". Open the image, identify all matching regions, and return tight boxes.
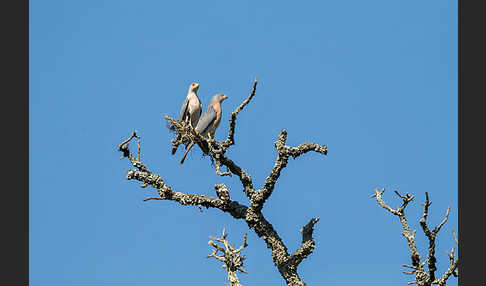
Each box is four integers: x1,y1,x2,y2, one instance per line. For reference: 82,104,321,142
189,125,199,136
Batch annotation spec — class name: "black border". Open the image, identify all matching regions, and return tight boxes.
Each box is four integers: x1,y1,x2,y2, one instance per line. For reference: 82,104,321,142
459,0,485,285
3,0,29,285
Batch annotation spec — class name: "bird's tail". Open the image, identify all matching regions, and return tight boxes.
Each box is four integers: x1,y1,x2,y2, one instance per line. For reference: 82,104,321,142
180,141,195,165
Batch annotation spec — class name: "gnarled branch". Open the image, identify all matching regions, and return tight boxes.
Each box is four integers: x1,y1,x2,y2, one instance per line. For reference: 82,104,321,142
118,133,247,219
254,129,327,212
119,78,327,286
373,188,459,286
287,217,320,267
207,228,248,286
419,192,451,282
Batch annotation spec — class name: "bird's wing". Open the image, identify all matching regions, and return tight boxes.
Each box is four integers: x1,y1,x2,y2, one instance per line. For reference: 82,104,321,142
196,96,203,120
179,97,189,120
195,105,217,135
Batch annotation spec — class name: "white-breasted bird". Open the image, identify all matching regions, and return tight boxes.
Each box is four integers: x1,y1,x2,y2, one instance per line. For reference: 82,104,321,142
172,83,202,155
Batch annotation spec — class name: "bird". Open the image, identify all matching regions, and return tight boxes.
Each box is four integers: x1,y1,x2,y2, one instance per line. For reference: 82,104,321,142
179,93,228,164
172,83,202,155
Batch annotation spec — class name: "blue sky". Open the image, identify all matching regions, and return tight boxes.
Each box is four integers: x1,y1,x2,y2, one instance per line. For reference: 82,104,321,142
30,1,457,285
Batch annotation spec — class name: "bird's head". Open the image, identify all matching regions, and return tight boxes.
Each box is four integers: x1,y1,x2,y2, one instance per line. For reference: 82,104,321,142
215,93,228,103
189,83,200,93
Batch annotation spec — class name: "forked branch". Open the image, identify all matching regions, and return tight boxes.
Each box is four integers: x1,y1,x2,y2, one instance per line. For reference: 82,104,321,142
207,228,249,286
254,130,327,211
373,188,459,286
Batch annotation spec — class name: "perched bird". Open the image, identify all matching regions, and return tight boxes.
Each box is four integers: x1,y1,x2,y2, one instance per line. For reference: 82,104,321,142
215,184,230,201
180,93,228,164
172,83,202,155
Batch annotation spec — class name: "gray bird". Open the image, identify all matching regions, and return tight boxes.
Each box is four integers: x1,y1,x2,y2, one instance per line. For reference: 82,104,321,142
172,83,202,155
180,93,228,164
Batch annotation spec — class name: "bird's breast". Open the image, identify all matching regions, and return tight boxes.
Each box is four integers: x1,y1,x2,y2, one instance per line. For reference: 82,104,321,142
188,97,201,113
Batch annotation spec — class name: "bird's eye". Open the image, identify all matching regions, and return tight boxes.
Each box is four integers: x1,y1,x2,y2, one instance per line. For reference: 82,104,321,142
192,84,195,87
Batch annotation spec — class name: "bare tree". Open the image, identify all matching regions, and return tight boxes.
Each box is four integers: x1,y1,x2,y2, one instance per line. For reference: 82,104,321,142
117,78,327,285
372,188,459,286
207,228,248,286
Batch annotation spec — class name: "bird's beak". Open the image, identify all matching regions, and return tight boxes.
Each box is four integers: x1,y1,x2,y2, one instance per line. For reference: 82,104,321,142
194,84,200,91
222,94,228,101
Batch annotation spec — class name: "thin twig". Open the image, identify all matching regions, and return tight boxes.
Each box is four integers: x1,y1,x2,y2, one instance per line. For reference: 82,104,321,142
221,77,258,150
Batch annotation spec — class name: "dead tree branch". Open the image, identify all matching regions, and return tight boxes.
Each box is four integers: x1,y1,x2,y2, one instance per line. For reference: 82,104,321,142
220,77,258,151
117,134,247,219
119,78,327,285
419,192,451,282
207,228,248,286
373,188,459,286
254,129,327,212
